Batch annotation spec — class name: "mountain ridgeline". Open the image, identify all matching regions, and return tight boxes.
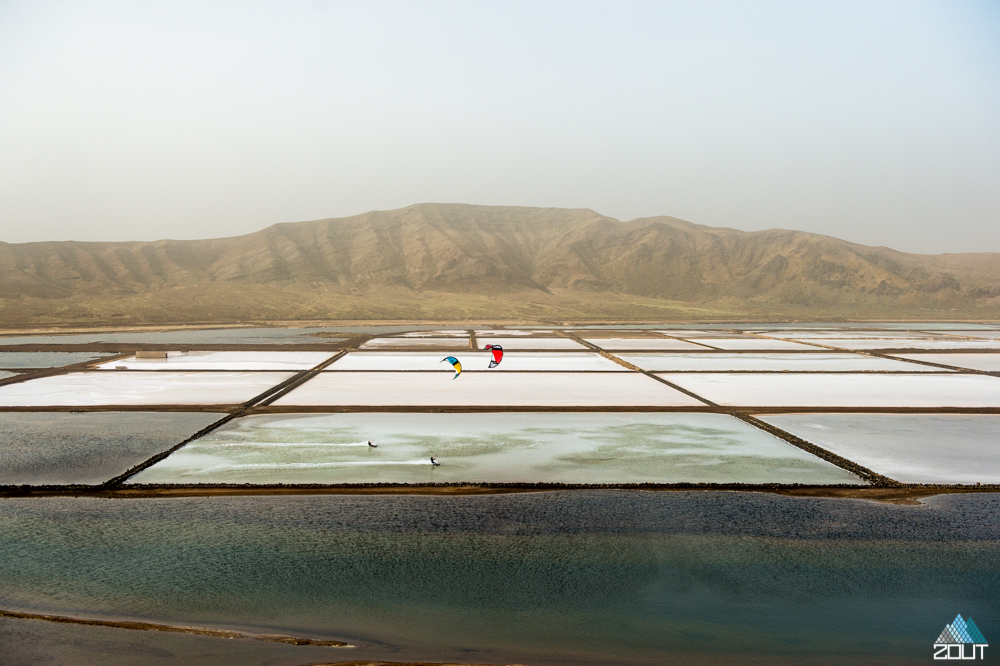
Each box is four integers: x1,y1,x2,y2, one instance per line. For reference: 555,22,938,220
2,204,998,323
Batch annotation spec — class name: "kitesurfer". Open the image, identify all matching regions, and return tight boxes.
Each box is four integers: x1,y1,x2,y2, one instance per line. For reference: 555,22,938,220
430,456,440,466
368,440,377,448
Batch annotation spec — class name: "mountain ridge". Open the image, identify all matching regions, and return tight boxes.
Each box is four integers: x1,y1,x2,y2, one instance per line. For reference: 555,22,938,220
2,203,998,324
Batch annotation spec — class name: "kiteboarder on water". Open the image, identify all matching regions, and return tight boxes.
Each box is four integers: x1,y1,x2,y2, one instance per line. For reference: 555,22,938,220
430,456,440,466
368,440,377,448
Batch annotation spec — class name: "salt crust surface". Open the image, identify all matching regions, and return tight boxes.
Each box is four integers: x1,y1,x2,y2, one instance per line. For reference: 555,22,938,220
133,412,862,485
583,338,707,351
96,351,335,371
274,371,700,406
889,354,1000,373
326,352,624,372
0,372,295,406
474,337,586,350
691,338,823,351
802,339,1000,350
360,338,471,349
618,353,946,373
657,373,1000,407
761,414,1000,484
766,331,945,339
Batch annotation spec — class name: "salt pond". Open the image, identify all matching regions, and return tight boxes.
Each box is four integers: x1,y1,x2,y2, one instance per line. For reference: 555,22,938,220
691,338,823,351
132,412,861,485
583,337,707,351
0,327,347,345
889,353,1000,373
475,337,586,349
360,337,470,349
1,493,996,665
800,338,1000,350
326,351,624,371
0,352,115,369
95,351,335,371
0,372,18,381
273,371,699,406
618,352,944,372
657,373,1000,407
0,412,221,485
0,372,294,407
761,414,1000,484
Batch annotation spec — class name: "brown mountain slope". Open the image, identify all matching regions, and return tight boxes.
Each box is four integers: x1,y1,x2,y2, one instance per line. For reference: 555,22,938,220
1,203,998,324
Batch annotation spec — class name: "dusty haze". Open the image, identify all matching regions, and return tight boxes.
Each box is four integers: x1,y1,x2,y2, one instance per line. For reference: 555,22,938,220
0,1,998,252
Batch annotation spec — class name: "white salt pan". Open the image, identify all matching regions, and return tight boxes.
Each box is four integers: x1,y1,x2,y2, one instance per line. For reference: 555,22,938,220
327,352,624,372
0,372,294,406
274,371,700,406
760,414,1000,484
798,339,1000,350
656,373,1000,407
95,351,335,371
360,337,470,349
888,354,1000,373
618,353,946,373
583,338,708,351
691,338,823,351
474,337,586,349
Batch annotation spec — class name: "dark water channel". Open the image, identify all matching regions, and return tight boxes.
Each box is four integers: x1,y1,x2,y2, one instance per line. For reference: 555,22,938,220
0,491,997,665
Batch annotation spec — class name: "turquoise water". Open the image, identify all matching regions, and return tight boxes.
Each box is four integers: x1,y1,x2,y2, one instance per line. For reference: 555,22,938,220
0,492,997,665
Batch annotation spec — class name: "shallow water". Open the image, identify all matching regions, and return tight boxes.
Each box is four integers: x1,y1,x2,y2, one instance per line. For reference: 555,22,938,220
131,412,860,485
0,352,115,369
0,328,346,345
95,351,335,371
761,414,1000,483
0,492,997,665
0,412,222,485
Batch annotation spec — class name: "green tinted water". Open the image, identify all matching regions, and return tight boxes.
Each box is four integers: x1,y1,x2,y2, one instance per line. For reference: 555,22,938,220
0,492,996,665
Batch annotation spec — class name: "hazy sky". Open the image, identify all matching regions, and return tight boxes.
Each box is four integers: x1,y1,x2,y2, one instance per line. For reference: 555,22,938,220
1,1,998,252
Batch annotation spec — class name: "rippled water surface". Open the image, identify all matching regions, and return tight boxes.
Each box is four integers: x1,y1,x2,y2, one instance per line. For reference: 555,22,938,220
1,491,997,665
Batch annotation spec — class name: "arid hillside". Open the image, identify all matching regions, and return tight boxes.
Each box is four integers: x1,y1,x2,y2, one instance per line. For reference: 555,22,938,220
2,203,999,324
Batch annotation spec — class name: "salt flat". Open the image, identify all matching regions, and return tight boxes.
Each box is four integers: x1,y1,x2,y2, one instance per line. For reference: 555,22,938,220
801,338,1000,350
474,337,586,349
618,353,945,373
760,414,1000,484
273,371,700,406
656,373,1000,407
131,412,862,485
0,371,294,406
95,351,335,371
691,338,823,351
327,352,624,372
360,337,471,349
766,331,944,339
583,338,708,351
888,353,1000,373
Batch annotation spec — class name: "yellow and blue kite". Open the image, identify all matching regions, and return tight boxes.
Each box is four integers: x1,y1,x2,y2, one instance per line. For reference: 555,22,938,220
441,356,462,379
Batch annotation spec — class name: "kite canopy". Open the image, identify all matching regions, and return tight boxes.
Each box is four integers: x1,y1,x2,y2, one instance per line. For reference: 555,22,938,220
484,344,503,368
441,356,462,379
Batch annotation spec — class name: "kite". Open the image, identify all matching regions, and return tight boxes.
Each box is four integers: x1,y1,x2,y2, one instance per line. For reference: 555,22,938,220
441,356,462,379
484,344,503,368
